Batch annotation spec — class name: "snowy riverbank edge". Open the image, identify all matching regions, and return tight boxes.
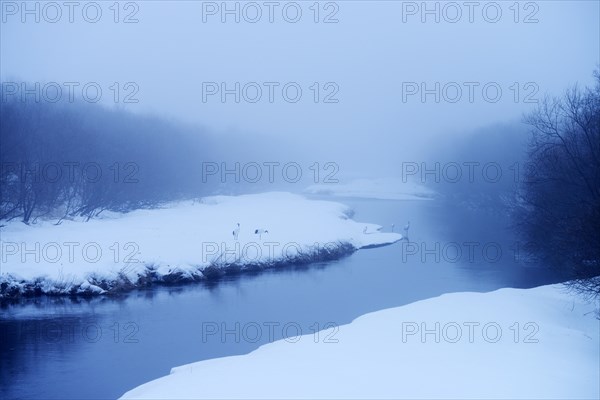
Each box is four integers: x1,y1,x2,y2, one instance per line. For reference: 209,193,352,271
0,192,402,299
121,284,600,400
304,177,435,201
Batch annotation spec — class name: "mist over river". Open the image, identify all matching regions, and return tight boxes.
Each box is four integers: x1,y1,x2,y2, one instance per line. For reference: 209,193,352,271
0,197,560,399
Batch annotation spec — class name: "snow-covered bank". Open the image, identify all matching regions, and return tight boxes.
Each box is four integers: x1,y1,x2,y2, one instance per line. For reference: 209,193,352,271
304,178,435,201
0,192,401,298
121,284,599,400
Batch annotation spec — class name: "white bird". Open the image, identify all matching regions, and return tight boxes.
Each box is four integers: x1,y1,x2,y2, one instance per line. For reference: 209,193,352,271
232,223,240,240
391,224,395,232
363,226,368,234
403,221,410,236
254,228,269,240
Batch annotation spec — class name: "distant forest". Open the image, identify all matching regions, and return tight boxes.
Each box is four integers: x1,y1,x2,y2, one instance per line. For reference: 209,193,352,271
0,85,218,223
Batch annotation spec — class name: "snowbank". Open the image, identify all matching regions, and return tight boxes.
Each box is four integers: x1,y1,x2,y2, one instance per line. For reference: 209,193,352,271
304,177,434,201
121,284,599,399
0,192,401,298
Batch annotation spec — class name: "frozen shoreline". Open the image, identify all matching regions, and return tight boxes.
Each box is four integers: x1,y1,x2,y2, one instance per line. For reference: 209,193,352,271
0,192,402,298
121,284,600,399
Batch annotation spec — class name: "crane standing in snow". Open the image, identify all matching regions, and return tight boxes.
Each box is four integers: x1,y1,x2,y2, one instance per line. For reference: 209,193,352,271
233,223,240,240
255,229,269,240
403,221,410,238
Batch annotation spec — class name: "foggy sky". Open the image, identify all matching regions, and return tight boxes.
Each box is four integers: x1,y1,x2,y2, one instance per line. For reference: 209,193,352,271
1,0,598,178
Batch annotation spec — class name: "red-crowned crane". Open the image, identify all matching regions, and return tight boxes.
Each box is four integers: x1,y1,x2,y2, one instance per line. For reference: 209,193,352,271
254,228,268,240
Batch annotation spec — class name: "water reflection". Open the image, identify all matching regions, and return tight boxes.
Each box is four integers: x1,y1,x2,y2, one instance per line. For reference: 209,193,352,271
0,198,560,399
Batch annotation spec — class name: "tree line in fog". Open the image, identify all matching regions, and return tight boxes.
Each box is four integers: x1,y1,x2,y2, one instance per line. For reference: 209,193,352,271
0,86,217,223
426,71,600,298
516,72,600,298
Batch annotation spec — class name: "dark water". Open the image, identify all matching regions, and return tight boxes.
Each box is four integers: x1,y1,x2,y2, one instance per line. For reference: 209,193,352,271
0,198,560,399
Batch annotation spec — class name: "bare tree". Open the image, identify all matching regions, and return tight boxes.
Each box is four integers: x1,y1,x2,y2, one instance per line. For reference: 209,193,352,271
517,70,600,299
1,81,219,223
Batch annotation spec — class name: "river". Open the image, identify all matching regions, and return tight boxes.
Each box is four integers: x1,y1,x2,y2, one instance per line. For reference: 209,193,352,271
0,197,560,399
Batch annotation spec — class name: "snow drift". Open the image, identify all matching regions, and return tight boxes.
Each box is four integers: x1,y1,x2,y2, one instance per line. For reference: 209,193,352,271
0,192,402,298
121,284,599,399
